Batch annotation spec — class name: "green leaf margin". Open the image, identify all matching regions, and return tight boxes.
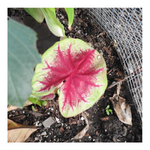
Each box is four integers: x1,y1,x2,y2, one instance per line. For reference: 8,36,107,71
65,8,74,30
24,8,44,23
8,18,41,108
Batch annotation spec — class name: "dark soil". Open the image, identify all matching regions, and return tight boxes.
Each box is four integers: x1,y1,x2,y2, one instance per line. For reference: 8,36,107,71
8,8,142,142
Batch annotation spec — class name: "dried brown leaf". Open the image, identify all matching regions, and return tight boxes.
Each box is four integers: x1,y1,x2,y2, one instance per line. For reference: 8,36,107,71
107,78,126,90
73,125,89,140
8,128,37,142
8,119,37,142
117,82,121,95
72,112,90,140
24,100,32,107
8,119,36,130
109,94,132,125
7,106,18,111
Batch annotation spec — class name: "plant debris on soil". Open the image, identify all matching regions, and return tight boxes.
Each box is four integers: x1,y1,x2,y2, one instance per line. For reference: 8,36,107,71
8,8,142,142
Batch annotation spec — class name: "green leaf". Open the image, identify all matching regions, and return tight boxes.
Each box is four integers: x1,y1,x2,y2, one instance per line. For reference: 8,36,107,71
109,109,112,112
106,105,110,109
65,8,74,30
106,109,110,115
24,8,44,23
8,19,41,108
41,100,47,106
28,97,41,107
48,8,56,16
31,38,108,117
40,8,66,37
32,105,38,111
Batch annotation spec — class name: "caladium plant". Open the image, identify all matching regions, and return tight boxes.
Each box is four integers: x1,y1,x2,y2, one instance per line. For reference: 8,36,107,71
31,38,107,117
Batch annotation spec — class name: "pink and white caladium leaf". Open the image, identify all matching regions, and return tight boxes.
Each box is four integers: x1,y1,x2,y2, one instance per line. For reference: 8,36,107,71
31,38,107,117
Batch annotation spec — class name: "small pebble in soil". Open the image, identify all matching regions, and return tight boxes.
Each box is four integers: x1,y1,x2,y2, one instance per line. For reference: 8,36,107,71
77,30,81,34
88,136,92,139
36,133,41,137
99,50,103,55
35,137,39,141
55,110,59,113
122,126,128,137
41,131,47,136
55,117,60,123
38,123,42,127
62,20,66,24
66,126,70,129
35,121,39,126
112,81,116,84
47,112,50,115
49,107,54,111
80,116,84,120
57,138,59,142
